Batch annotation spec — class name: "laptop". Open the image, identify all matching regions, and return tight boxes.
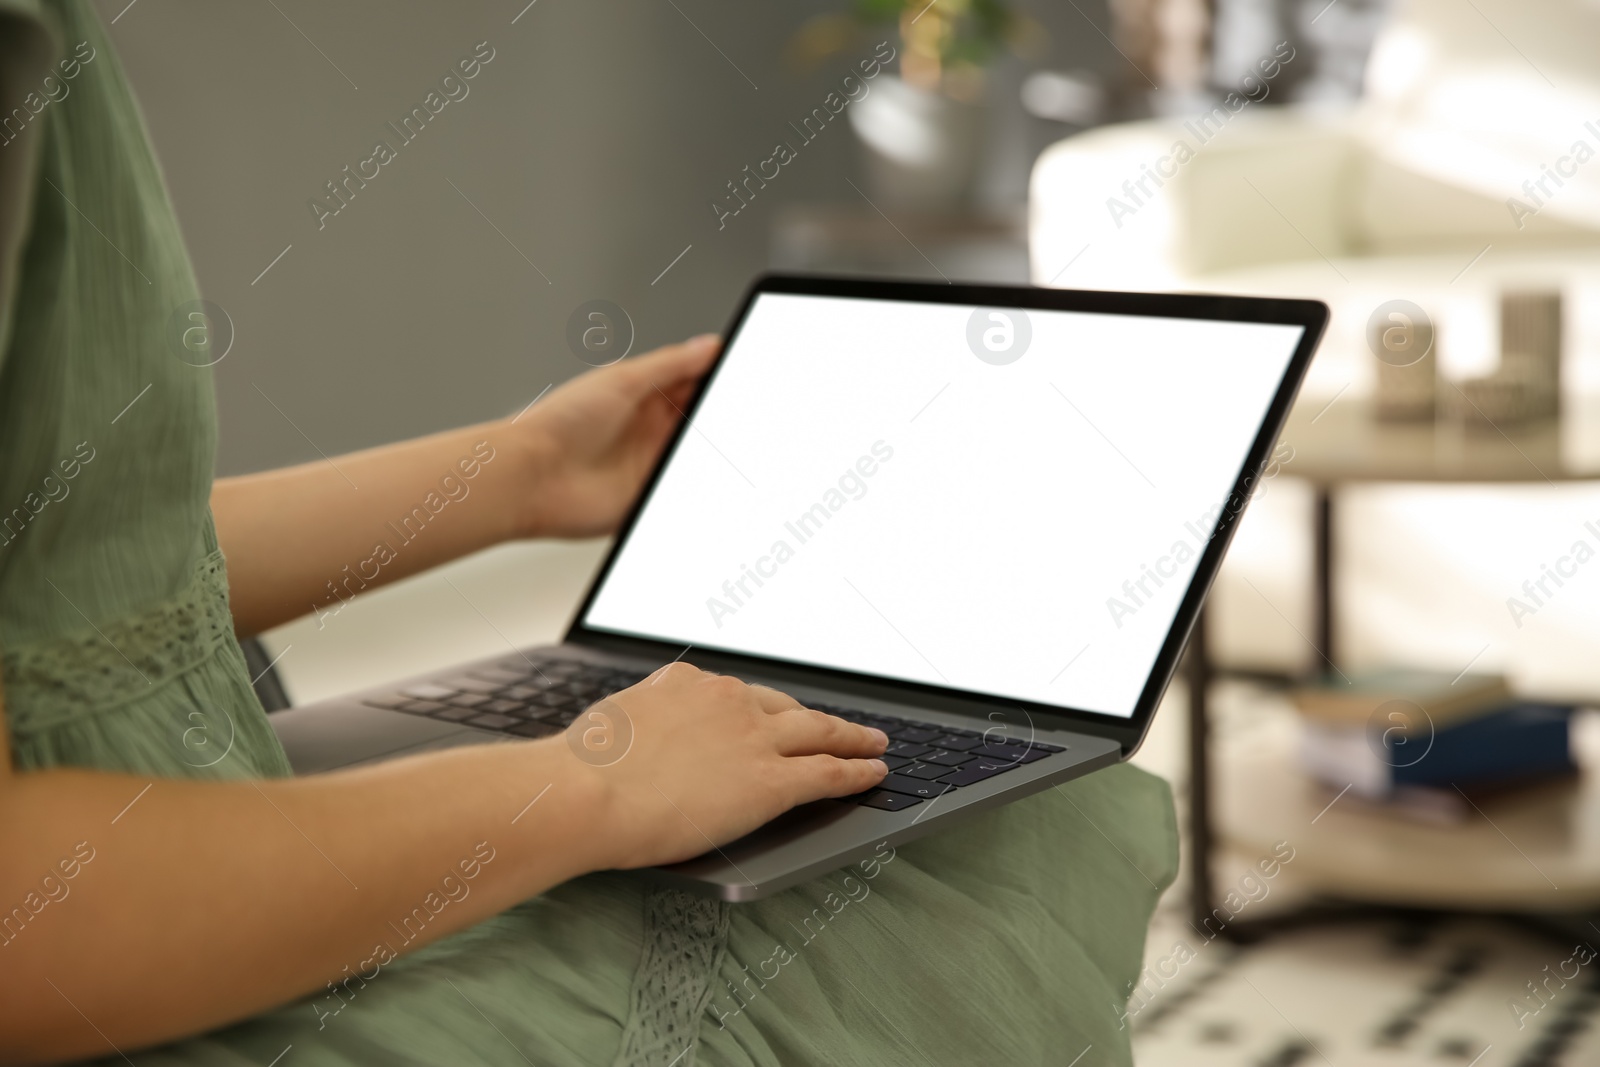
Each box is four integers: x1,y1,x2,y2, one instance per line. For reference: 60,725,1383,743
272,274,1327,901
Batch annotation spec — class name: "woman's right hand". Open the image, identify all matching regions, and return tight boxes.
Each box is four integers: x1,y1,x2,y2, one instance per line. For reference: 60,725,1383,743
569,663,890,870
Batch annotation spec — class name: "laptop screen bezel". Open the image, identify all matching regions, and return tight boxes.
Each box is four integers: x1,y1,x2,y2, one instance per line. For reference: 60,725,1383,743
563,273,1328,756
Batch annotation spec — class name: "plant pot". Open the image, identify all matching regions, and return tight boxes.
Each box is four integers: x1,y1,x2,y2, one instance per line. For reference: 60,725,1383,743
848,74,985,213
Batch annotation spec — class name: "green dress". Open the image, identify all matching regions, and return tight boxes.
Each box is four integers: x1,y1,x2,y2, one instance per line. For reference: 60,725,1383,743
0,4,1178,1064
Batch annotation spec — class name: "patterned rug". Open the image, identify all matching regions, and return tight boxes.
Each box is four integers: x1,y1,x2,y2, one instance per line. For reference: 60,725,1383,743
1130,911,1600,1066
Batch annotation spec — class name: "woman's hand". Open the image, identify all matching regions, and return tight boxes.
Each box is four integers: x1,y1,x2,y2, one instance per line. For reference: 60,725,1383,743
214,334,718,635
570,663,890,870
511,335,720,539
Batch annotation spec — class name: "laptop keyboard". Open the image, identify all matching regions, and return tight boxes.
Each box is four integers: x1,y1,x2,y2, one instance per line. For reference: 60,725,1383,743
361,657,651,740
362,658,1065,810
811,702,1066,811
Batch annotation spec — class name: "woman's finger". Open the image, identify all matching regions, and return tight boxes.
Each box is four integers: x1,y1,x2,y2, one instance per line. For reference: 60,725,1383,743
782,754,889,805
618,335,720,398
771,705,888,758
644,660,704,689
747,684,803,715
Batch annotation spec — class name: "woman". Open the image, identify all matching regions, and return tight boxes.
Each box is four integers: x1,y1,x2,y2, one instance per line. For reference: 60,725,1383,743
0,3,1177,1064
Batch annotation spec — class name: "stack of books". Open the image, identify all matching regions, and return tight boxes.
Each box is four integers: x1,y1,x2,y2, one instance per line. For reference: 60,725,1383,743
1294,669,1575,822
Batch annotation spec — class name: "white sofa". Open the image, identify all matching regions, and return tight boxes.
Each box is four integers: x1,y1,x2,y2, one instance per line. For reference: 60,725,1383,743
1026,0,1600,691
1031,0,1600,293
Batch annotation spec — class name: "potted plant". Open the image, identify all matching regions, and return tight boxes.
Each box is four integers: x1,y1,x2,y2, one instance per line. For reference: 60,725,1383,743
794,0,1035,212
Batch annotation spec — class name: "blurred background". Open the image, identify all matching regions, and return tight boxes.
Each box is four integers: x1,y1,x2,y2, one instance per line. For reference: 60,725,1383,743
106,0,1600,1062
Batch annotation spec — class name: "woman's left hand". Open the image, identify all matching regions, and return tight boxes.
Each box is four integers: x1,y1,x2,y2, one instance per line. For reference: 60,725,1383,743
509,334,720,539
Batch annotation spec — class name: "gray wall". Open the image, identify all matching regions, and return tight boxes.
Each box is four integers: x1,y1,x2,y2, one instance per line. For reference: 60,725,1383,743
99,0,1115,475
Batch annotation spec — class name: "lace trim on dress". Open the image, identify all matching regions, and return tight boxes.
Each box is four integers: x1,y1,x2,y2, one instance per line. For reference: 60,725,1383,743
2,550,237,732
612,885,733,1067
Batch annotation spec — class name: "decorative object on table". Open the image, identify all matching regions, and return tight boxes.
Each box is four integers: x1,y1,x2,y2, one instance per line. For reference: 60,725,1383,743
793,1,1040,213
1447,373,1539,427
1374,345,1438,422
1498,288,1562,420
1446,289,1564,428
1366,299,1438,423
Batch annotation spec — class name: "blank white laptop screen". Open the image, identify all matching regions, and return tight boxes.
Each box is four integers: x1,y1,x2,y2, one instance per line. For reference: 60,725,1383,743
582,292,1304,719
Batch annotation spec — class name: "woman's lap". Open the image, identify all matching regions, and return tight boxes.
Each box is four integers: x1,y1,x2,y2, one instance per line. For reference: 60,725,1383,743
128,764,1175,1067
700,763,1177,1066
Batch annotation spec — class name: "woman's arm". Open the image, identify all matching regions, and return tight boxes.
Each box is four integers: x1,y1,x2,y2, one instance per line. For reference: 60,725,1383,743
0,663,889,1062
214,336,719,637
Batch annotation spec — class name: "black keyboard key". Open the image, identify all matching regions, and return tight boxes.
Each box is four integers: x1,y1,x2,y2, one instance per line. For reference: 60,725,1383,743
892,727,942,744
603,672,646,689
399,700,451,715
362,696,412,711
507,721,560,739
880,755,913,772
447,677,508,695
536,662,583,678
929,734,980,752
447,693,493,708
922,749,974,767
901,762,956,781
941,759,1019,787
469,668,533,686
876,774,955,800
429,705,479,722
859,790,922,812
401,684,459,701
992,738,1064,752
978,734,1065,751
972,742,1052,764
481,700,522,715
466,712,519,730
885,741,932,760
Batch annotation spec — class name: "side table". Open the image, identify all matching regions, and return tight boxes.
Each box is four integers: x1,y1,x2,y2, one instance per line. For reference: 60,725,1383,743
1187,395,1600,932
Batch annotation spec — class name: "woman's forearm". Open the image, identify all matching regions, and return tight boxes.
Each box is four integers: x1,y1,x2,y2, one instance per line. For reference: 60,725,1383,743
0,631,891,1062
0,738,607,1063
212,418,541,637
215,339,718,637
215,338,719,637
